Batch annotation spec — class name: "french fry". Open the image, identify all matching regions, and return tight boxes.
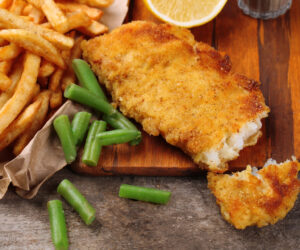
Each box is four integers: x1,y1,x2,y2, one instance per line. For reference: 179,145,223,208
1,59,23,96
56,2,103,20
13,90,50,155
61,44,72,63
32,82,40,98
77,20,108,37
60,31,76,63
0,60,13,74
0,43,22,61
8,59,23,95
22,4,32,15
41,0,68,33
0,0,13,8
0,94,10,110
38,60,55,78
58,10,92,34
51,36,76,91
49,42,72,92
0,0,114,153
70,36,83,63
0,60,23,109
0,8,74,49
0,97,42,151
49,68,64,91
60,43,73,69
0,72,11,92
28,5,45,24
0,29,65,69
0,52,41,135
72,0,113,8
40,22,52,29
61,73,75,91
61,36,83,90
9,0,26,15
25,0,40,9
20,15,34,22
49,89,62,109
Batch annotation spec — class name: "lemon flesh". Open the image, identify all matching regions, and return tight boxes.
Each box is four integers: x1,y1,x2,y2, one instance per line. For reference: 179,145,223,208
144,0,227,27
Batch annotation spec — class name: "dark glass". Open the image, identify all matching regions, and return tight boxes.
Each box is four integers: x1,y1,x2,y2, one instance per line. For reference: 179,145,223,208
238,0,292,19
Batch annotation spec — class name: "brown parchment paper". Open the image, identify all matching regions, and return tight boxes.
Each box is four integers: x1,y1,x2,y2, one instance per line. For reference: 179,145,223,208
0,0,129,199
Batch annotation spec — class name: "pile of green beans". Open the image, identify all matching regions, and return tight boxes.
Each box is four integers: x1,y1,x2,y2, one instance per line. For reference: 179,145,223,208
54,112,92,164
55,59,143,166
68,59,142,145
54,112,141,166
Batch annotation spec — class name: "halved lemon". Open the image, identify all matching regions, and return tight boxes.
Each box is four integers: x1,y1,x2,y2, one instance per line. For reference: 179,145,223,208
143,0,227,28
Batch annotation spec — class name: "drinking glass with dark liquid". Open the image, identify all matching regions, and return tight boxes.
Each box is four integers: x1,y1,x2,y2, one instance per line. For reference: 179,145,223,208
238,0,292,19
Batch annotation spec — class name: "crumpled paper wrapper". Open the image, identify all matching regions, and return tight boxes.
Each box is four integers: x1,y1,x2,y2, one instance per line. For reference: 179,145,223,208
0,0,129,199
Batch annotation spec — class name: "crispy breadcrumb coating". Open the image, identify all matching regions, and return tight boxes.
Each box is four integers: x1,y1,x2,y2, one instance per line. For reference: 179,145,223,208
82,21,269,172
207,159,300,229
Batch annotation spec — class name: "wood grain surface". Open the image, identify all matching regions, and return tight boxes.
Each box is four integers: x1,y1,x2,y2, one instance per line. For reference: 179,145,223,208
73,0,300,176
2,169,300,250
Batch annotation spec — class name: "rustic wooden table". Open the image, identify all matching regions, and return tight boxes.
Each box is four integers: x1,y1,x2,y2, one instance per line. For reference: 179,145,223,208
1,0,300,249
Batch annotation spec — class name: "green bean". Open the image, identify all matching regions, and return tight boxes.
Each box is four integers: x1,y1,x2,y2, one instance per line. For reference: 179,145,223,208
119,184,171,204
96,129,141,146
53,115,77,164
103,112,142,146
82,120,107,167
57,179,96,225
102,113,127,130
47,200,69,250
64,84,116,116
71,112,92,146
72,59,108,101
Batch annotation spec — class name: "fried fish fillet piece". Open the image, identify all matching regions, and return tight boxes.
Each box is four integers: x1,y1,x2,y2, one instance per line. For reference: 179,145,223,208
82,21,269,173
208,158,300,229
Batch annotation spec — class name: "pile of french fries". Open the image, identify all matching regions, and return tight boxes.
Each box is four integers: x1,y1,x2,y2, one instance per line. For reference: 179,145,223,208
0,0,113,155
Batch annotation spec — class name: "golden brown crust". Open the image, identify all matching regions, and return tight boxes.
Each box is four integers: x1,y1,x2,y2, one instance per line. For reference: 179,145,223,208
195,43,232,74
82,21,269,172
207,160,300,229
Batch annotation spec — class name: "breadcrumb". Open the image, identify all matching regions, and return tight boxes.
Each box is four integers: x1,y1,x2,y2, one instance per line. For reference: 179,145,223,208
208,159,300,229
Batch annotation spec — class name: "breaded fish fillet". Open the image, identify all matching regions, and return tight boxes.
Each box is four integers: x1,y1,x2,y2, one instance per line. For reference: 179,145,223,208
82,21,269,172
208,158,300,229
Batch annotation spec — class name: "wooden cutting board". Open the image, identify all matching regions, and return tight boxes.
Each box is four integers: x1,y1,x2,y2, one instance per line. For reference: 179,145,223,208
72,0,300,176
